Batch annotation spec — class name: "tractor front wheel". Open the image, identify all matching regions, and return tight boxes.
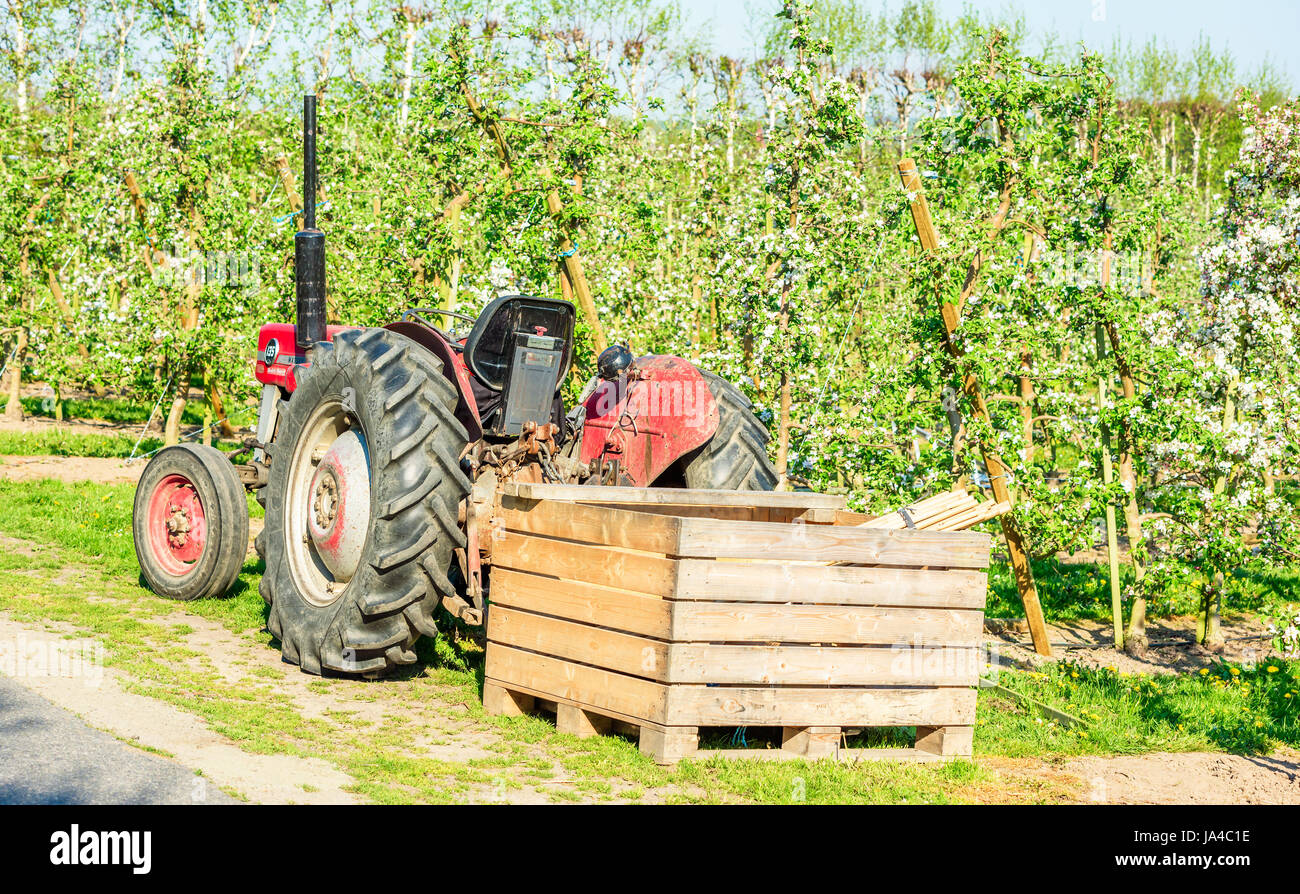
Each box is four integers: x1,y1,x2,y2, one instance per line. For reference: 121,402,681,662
257,328,469,677
133,444,249,600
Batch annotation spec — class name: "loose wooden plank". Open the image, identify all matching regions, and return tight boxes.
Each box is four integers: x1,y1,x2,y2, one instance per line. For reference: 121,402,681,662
674,516,991,568
496,494,681,554
489,568,673,639
668,643,980,686
671,602,984,645
488,606,671,682
485,643,670,724
502,481,845,509
492,531,678,596
665,684,976,727
673,560,988,608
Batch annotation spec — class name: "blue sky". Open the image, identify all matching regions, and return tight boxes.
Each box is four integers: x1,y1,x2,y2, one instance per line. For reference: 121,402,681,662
689,0,1299,82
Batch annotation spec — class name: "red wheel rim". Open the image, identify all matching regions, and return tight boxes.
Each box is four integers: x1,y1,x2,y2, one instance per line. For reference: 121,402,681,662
146,473,207,576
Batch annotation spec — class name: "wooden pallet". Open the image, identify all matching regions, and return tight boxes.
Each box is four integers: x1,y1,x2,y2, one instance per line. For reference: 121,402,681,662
484,678,973,763
481,484,990,765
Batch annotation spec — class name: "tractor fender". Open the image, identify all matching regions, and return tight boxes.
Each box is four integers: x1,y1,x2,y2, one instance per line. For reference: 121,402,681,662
578,355,720,487
255,322,483,442
384,321,483,440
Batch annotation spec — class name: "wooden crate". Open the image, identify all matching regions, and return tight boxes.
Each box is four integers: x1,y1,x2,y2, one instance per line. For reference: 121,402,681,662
482,484,990,764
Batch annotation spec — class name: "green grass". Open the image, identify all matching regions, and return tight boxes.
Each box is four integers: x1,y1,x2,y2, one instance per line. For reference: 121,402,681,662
0,429,168,458
0,429,246,460
0,394,257,428
1,477,1295,803
979,660,1300,757
986,554,1300,622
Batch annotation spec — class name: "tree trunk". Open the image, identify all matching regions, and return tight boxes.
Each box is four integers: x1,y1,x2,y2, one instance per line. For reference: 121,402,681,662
1107,323,1149,653
4,328,26,420
205,377,237,438
164,392,187,447
398,14,417,133
1201,375,1238,647
12,2,28,119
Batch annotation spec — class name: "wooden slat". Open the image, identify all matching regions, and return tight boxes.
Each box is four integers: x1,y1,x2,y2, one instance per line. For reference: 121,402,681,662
581,503,839,524
485,643,670,725
488,605,979,686
492,532,678,596
674,517,991,567
583,502,758,522
831,509,877,526
665,684,976,727
486,642,978,728
671,602,984,645
674,560,988,608
489,568,672,639
502,482,845,509
668,643,980,686
488,606,670,682
496,495,681,554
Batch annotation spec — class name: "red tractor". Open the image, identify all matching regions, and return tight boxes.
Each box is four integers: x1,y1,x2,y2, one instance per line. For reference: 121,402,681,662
132,96,776,677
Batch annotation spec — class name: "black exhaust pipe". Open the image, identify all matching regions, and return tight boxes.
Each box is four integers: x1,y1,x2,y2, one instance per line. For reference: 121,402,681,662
294,94,327,352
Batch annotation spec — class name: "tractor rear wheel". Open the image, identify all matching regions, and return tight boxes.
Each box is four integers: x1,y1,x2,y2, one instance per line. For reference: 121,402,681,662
257,327,470,676
679,370,778,490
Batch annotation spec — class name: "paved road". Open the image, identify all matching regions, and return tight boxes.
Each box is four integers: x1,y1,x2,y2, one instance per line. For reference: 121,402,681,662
0,676,237,805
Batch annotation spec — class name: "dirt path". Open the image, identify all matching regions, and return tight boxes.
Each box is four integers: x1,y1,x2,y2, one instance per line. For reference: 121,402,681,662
0,616,358,804
0,455,145,485
990,615,1277,676
1059,751,1300,804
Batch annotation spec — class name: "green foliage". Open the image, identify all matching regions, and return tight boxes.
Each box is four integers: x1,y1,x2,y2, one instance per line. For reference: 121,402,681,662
0,0,1293,631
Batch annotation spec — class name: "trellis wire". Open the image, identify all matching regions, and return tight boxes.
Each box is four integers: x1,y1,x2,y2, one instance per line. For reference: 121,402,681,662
126,373,174,463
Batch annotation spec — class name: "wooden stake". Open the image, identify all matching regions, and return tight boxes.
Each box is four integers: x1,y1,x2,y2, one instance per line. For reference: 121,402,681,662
897,158,1052,657
1095,236,1124,650
272,155,303,213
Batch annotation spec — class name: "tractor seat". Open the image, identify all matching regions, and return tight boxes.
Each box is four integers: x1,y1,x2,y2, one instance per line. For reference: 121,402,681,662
463,294,576,391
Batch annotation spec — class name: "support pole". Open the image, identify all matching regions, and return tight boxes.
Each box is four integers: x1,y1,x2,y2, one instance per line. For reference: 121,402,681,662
897,158,1052,657
1096,325,1124,650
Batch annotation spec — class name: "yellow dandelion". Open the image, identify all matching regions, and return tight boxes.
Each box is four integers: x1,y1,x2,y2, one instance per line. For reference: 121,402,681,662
1267,666,1279,673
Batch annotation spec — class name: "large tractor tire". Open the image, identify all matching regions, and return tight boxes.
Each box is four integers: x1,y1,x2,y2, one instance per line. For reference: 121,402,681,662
257,327,470,676
134,443,249,601
680,370,778,491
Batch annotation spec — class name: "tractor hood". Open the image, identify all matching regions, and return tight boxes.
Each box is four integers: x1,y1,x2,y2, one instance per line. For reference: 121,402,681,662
578,355,720,487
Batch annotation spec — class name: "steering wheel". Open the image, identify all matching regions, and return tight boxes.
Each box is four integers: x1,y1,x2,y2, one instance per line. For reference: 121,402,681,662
400,307,477,348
